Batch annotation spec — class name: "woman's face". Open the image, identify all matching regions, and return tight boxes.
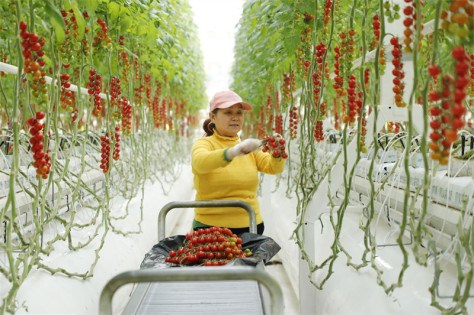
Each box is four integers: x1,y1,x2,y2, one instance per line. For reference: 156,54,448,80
210,104,245,137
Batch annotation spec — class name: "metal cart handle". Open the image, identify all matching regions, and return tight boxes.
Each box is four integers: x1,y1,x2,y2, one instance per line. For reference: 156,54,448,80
158,200,257,241
99,266,284,315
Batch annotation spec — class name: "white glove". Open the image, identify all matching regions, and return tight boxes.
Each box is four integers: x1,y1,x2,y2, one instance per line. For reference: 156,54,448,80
226,139,261,160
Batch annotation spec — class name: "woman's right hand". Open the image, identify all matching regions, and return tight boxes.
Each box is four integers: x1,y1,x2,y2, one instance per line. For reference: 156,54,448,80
226,139,261,160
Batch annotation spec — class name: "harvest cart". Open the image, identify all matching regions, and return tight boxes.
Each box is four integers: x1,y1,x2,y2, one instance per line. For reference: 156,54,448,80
99,200,284,315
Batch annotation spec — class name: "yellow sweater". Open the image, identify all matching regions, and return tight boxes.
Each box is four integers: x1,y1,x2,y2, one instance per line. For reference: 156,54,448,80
191,132,286,228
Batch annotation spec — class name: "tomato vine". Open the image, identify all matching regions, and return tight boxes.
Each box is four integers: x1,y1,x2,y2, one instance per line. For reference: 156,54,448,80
233,0,473,313
0,0,205,312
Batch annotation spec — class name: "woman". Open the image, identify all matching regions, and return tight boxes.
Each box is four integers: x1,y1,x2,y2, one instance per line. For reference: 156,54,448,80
191,90,286,235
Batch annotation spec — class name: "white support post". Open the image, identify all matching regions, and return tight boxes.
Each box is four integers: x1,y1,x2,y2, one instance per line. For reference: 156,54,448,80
0,61,107,99
299,105,424,314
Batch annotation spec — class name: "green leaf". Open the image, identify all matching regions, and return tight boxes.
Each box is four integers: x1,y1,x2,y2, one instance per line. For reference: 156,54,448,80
146,28,158,47
119,16,132,33
108,2,120,21
137,24,147,36
63,0,73,11
283,34,299,53
82,0,99,16
72,5,86,39
44,0,66,44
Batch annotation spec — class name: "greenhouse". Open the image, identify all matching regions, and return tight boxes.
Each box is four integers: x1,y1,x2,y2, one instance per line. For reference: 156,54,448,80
0,0,473,314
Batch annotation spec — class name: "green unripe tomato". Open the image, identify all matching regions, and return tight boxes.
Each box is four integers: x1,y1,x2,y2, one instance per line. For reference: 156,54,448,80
383,1,391,9
393,13,400,19
448,22,458,33
456,26,468,38
393,4,400,11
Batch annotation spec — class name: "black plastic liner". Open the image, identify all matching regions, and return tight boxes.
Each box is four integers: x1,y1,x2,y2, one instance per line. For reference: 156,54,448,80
140,232,281,269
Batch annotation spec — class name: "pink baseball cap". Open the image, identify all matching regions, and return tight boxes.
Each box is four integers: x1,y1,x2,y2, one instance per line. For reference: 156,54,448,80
209,90,252,112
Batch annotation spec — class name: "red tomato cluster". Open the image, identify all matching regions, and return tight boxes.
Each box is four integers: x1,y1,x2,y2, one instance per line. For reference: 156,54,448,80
167,97,174,131
134,83,144,106
59,73,73,111
428,46,468,165
145,74,152,110
262,134,288,159
346,29,356,55
20,22,47,104
265,94,272,119
110,76,122,106
333,46,344,96
470,54,474,97
159,98,168,130
92,19,111,51
27,112,51,179
451,46,469,122
364,68,370,90
151,94,160,128
289,106,299,140
119,35,125,46
440,0,471,39
100,133,111,173
165,227,251,266
402,0,424,52
152,96,161,128
1,54,6,76
342,74,357,123
387,122,401,134
303,12,314,22
112,126,121,161
273,114,284,135
297,27,312,73
265,95,273,130
282,71,295,103
402,0,415,52
323,0,332,26
79,32,90,58
118,51,130,84
359,116,368,153
303,60,311,78
372,14,381,42
58,9,81,64
120,97,132,136
110,76,122,121
134,59,140,81
390,37,406,107
313,42,327,107
320,101,328,117
314,120,324,142
87,69,103,117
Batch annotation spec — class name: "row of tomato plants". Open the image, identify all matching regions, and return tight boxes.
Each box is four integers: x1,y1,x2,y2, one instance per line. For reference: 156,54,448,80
0,0,205,312
233,0,472,313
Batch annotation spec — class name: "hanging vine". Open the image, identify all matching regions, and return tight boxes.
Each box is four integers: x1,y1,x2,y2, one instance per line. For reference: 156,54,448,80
0,0,205,312
232,0,473,313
